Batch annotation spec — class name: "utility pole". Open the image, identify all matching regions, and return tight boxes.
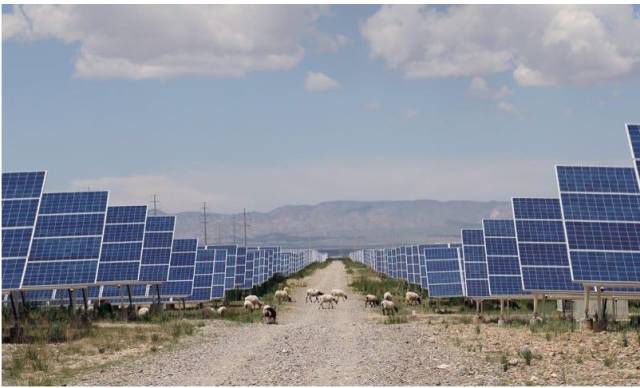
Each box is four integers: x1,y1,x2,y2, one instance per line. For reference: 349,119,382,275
232,214,237,245
202,202,209,246
243,208,247,247
151,194,159,216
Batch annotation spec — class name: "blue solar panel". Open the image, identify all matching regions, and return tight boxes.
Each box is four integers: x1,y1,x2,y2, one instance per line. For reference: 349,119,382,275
21,191,107,289
483,219,525,296
461,229,491,298
558,165,640,285
138,215,175,283
2,171,47,291
163,238,197,299
96,206,147,285
424,247,465,297
235,247,247,289
209,246,230,299
189,247,215,302
244,248,257,289
252,248,263,286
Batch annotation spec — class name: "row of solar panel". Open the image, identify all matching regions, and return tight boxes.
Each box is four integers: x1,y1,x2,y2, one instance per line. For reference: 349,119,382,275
349,124,640,298
1,170,328,304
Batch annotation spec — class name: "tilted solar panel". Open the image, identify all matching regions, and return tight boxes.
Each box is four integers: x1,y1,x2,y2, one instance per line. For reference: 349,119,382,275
557,165,640,285
462,229,491,298
512,198,582,292
244,247,257,289
424,247,465,297
483,219,526,296
189,247,215,302
138,215,175,283
234,246,247,289
163,238,197,299
2,171,47,291
21,191,108,289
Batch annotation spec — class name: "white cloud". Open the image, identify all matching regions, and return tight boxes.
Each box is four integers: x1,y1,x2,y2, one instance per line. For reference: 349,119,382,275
304,71,340,92
68,159,563,213
467,77,513,100
496,101,518,114
314,32,349,53
3,5,332,79
361,5,640,86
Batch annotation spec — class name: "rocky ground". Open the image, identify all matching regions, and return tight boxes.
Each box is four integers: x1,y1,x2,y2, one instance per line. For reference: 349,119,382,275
74,261,640,386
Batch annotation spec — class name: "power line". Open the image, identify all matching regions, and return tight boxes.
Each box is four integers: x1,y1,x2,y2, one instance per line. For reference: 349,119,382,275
150,194,159,216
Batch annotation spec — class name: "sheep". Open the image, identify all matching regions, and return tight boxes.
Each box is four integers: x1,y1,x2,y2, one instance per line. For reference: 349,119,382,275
331,289,348,302
137,306,149,317
405,291,422,306
381,300,398,315
283,286,291,295
318,294,338,309
262,304,277,324
305,288,324,303
275,290,292,303
365,294,380,308
244,300,257,311
244,295,263,309
383,292,393,301
216,306,227,316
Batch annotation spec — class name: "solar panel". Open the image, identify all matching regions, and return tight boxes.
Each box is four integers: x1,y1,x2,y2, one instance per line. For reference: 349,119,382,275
424,247,465,297
483,219,526,296
406,246,421,285
557,165,640,285
252,248,263,286
461,229,491,298
2,171,47,291
244,247,257,289
234,247,247,289
21,191,108,289
188,247,215,302
207,245,236,299
96,206,147,285
162,238,197,299
512,198,582,293
138,215,175,283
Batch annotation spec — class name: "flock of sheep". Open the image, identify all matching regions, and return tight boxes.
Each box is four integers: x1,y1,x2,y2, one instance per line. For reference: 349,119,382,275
196,288,424,324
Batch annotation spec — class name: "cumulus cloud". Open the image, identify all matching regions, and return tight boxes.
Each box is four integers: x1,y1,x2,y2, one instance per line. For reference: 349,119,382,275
69,159,562,213
361,5,640,86
2,5,335,79
467,77,512,101
304,71,340,92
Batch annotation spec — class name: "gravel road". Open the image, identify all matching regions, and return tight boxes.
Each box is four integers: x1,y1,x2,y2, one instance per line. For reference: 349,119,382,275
76,261,502,385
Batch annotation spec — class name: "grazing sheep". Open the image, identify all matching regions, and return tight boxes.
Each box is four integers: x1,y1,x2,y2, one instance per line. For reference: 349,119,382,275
245,295,263,309
405,291,422,306
381,300,399,315
383,292,393,301
365,294,380,308
137,307,149,317
262,304,277,324
318,294,338,309
216,306,227,316
331,289,348,302
283,286,291,295
275,290,292,303
306,288,324,303
244,300,256,311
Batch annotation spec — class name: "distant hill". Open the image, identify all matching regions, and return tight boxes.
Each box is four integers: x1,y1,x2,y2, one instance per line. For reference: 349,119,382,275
171,199,511,250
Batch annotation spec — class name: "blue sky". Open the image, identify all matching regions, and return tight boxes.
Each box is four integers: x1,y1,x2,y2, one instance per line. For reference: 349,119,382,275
3,5,640,212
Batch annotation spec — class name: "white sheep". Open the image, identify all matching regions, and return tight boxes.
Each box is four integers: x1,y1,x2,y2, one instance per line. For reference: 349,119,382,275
381,300,398,315
283,286,291,295
365,294,380,308
331,289,348,302
262,304,277,324
318,294,338,309
244,294,263,309
405,291,422,306
275,290,292,303
244,300,256,311
305,288,323,303
383,292,393,301
216,306,227,316
137,306,149,317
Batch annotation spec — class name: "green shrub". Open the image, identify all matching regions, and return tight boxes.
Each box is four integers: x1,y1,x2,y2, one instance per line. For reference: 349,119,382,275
604,355,616,368
475,325,481,335
500,354,509,371
621,331,628,347
519,347,533,366
48,322,68,343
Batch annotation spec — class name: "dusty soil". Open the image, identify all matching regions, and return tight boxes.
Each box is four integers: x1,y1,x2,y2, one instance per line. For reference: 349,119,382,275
73,261,640,386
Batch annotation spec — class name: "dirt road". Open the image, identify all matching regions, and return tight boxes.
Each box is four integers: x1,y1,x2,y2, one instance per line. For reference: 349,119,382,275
76,261,501,385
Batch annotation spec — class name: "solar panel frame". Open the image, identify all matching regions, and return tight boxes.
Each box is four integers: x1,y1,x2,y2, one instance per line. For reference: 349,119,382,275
20,190,109,290
557,164,640,287
138,215,176,284
162,238,197,300
512,197,582,293
483,219,527,297
2,171,47,292
461,229,491,298
424,247,465,298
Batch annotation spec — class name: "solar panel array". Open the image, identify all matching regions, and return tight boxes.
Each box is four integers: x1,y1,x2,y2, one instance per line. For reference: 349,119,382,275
483,219,525,296
164,238,197,299
461,230,490,298
2,171,46,291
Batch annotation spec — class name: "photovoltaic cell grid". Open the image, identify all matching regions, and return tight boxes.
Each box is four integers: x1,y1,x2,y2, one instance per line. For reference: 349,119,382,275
424,247,465,297
189,247,215,301
97,206,147,284
483,219,526,296
163,238,197,299
252,248,264,286
461,229,490,298
234,247,247,289
21,191,109,289
406,246,421,285
512,198,582,292
138,216,175,283
557,166,640,285
2,171,47,291
244,247,257,289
